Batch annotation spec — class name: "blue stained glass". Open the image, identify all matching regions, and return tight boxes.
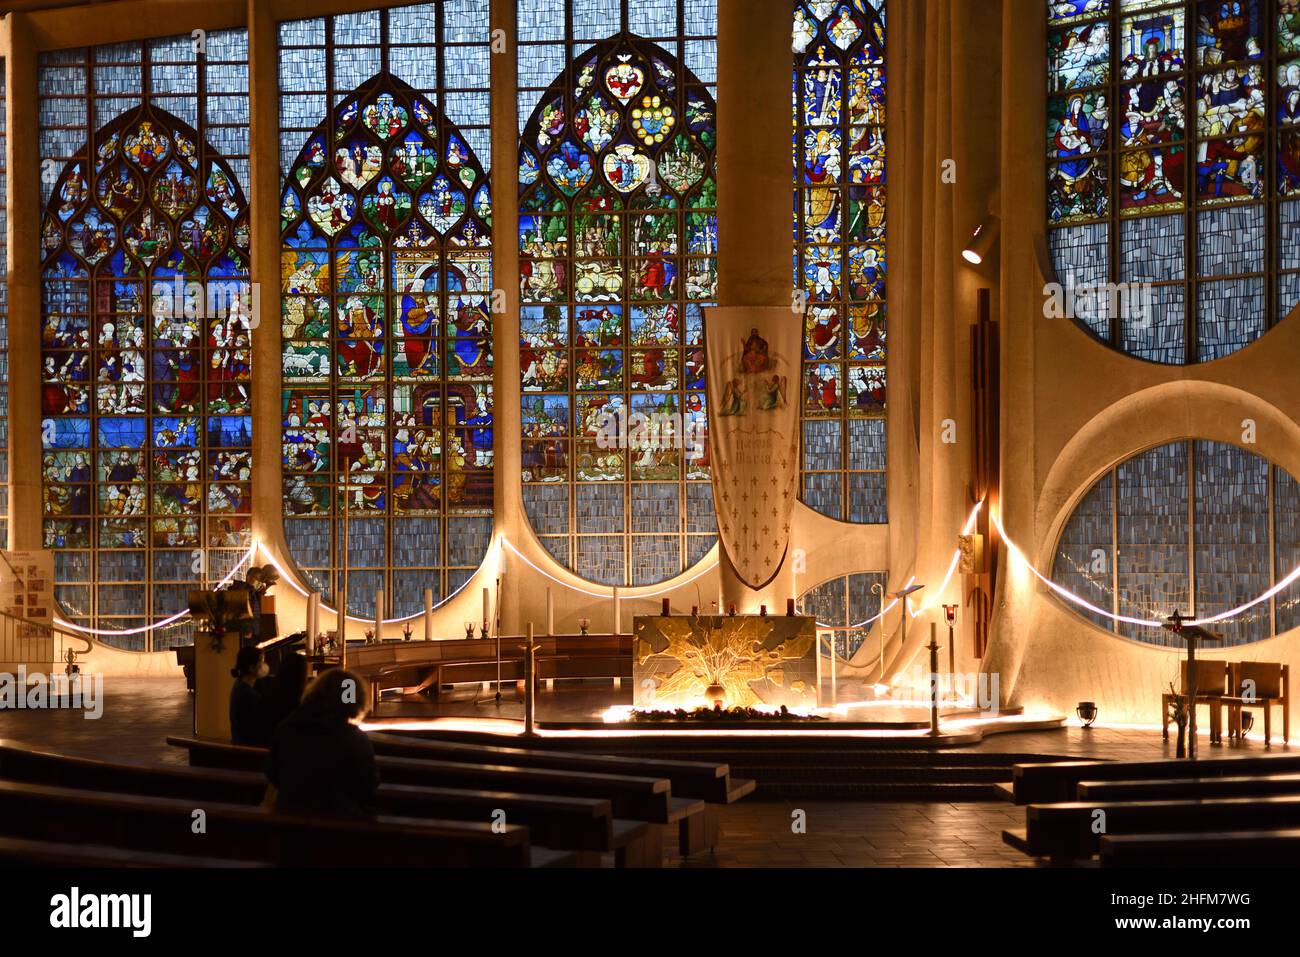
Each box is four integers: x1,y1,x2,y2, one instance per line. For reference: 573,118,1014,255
518,0,567,42
335,11,382,45
573,0,621,40
630,0,678,37
1197,278,1265,361
279,19,326,47
1197,206,1264,277
1121,283,1185,364
1119,214,1182,283
444,0,491,42
389,5,440,44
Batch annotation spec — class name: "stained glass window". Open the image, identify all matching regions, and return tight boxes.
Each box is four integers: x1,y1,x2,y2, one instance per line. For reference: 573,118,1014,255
517,0,719,586
38,34,252,649
1046,0,1300,363
793,1,887,523
279,3,494,617
1051,440,1297,646
796,569,887,657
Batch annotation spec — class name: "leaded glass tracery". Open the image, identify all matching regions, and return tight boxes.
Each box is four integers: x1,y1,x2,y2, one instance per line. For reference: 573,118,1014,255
517,1,719,586
797,569,887,657
793,0,887,524
1046,0,1300,363
38,36,252,650
278,4,494,618
1051,440,1298,647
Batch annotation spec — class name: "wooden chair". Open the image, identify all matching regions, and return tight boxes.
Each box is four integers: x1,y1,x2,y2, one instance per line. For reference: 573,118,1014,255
1224,662,1290,745
1161,660,1228,744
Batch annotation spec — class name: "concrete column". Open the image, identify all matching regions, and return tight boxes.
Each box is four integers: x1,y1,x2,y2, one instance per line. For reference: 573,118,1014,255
6,16,42,552
247,0,286,562
490,0,522,636
714,0,796,611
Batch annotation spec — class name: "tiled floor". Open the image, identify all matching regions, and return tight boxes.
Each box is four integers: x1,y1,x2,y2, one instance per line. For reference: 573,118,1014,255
2,676,1290,867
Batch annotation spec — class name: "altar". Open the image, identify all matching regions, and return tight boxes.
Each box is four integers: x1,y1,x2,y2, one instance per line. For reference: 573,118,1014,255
632,614,819,712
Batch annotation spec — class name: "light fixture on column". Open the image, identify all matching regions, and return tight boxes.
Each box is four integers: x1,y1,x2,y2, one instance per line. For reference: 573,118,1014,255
961,216,1000,265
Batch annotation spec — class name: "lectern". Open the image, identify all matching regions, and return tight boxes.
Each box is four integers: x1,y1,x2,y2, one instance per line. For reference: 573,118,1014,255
1162,611,1223,760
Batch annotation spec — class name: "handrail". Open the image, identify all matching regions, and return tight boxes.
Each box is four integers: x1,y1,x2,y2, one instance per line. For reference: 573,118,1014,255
0,606,93,656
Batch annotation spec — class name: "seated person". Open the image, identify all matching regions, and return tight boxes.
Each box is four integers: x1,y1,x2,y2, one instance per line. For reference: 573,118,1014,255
265,668,378,819
229,646,270,746
261,652,309,737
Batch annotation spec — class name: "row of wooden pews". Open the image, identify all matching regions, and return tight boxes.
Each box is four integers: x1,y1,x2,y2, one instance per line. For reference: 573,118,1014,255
1000,752,1300,866
169,731,756,861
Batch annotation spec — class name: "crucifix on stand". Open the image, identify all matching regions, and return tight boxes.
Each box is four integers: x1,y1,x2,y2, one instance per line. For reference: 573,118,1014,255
1162,610,1224,760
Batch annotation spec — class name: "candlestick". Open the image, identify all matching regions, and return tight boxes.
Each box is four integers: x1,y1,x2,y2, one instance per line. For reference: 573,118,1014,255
374,589,384,644
423,588,433,641
482,586,491,639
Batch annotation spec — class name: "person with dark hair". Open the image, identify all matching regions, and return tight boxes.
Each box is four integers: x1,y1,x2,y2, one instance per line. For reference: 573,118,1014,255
229,646,269,746
265,668,378,819
261,652,309,737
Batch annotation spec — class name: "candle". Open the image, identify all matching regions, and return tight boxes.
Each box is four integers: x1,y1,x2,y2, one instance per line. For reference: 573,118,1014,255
483,586,491,637
787,598,796,616
613,586,621,635
661,597,671,616
546,587,554,636
375,589,384,643
423,588,433,641
305,591,319,653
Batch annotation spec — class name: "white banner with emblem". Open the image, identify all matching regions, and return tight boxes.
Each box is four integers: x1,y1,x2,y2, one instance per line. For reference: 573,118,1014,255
704,307,800,590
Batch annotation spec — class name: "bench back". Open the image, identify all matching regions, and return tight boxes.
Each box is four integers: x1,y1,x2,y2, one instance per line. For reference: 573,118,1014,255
1230,661,1285,699
1181,659,1228,695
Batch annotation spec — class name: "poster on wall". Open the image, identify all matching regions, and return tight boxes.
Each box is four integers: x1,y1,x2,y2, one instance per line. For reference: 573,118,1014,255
0,550,56,638
704,306,801,590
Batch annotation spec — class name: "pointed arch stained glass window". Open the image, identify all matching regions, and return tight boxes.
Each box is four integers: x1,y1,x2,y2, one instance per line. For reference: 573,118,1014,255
517,0,720,587
38,35,252,649
278,5,494,618
793,0,887,525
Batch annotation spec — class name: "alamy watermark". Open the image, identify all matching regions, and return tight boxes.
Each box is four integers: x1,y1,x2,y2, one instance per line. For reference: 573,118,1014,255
1043,276,1154,330
593,406,706,461
0,667,103,719
151,276,261,328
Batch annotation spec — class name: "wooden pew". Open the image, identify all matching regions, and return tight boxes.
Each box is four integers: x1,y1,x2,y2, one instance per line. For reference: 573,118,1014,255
1016,794,1300,859
0,742,654,866
1010,753,1300,804
1077,773,1300,802
0,779,570,867
168,735,705,851
375,731,754,804
1101,830,1300,867
371,731,756,854
0,835,267,868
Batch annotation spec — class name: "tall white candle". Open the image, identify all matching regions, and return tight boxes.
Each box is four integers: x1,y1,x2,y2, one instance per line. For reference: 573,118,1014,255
546,587,554,636
612,586,620,636
374,589,384,642
483,586,491,637
423,588,434,641
305,591,319,654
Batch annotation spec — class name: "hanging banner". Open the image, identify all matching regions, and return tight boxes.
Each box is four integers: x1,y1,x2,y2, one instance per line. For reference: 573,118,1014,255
704,306,800,589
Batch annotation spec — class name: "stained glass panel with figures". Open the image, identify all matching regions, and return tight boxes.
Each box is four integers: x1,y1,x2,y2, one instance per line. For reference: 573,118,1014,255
793,0,887,523
278,3,494,618
1045,0,1300,363
38,35,252,650
517,0,718,585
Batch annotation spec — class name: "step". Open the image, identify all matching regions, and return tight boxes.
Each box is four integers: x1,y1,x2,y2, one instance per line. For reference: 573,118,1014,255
728,764,1014,784
749,781,1003,801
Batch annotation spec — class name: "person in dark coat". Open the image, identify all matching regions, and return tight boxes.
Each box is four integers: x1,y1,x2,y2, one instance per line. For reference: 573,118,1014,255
260,651,309,737
265,668,378,819
229,646,269,746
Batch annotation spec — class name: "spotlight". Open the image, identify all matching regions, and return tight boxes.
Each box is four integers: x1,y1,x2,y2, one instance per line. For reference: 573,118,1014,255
1076,701,1098,728
962,216,1000,265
